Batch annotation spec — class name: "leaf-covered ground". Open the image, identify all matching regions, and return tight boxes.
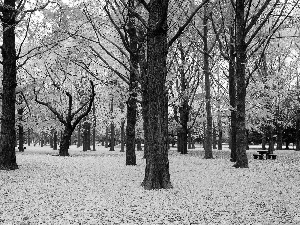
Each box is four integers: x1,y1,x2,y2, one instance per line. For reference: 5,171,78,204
1,145,300,225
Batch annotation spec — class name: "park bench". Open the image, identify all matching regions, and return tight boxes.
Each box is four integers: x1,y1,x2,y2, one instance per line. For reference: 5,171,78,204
266,154,277,160
253,154,264,160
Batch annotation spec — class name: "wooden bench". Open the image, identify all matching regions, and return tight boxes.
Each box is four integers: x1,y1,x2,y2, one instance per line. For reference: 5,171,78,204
266,154,277,160
253,154,264,160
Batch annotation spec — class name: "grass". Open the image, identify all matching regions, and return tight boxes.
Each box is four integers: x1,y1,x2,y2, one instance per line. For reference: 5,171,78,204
1,144,300,224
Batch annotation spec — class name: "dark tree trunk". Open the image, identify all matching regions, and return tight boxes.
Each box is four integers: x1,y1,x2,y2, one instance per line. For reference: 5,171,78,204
18,108,24,152
87,122,91,150
262,129,266,150
50,129,54,148
229,25,237,162
126,0,138,165
203,3,213,159
41,134,44,147
59,127,73,156
82,120,89,151
0,0,18,170
109,122,115,151
120,120,125,152
141,0,172,190
77,122,81,147
295,110,300,151
268,126,274,154
136,138,142,151
246,130,249,150
53,131,58,150
105,126,109,148
27,128,31,146
218,117,222,150
92,102,96,151
233,0,249,168
177,128,185,153
203,122,206,150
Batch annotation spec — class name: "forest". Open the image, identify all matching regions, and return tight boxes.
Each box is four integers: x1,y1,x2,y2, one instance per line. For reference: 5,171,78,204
1,0,300,224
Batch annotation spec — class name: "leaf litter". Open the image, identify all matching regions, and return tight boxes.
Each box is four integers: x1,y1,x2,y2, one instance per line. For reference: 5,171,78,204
1,146,300,224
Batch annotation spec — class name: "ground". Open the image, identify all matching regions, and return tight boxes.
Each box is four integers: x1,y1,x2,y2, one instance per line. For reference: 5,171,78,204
1,144,300,224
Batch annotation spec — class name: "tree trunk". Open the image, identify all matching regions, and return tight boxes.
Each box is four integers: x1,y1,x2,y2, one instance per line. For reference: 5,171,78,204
92,102,96,151
0,0,18,170
141,0,172,190
125,0,138,165
77,122,81,147
203,2,213,159
262,129,266,150
53,131,58,150
233,0,249,168
82,120,89,151
136,138,142,151
87,122,91,150
18,108,24,152
50,129,54,148
229,25,237,162
218,117,222,150
120,120,125,152
295,110,300,151
109,122,115,151
59,127,73,156
269,125,274,154
27,128,31,146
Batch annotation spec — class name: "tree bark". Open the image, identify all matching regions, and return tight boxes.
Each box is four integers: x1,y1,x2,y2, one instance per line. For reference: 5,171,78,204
218,116,222,150
109,122,115,151
50,129,54,148
77,122,81,147
203,2,213,159
262,129,266,150
0,0,18,170
296,110,300,151
59,127,73,156
27,128,31,146
120,120,125,152
141,0,172,190
229,25,237,161
82,120,89,151
233,0,249,168
18,108,24,152
53,131,58,150
268,125,274,154
105,126,109,148
125,0,138,165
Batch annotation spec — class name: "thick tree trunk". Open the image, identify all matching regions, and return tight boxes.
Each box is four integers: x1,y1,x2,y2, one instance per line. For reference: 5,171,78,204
229,26,237,162
218,117,222,150
295,110,300,151
234,0,249,168
27,128,31,146
59,127,73,156
50,129,54,148
120,120,125,152
203,3,213,159
262,129,266,150
136,138,142,151
269,126,274,154
105,126,109,148
141,0,172,190
77,122,81,147
18,108,24,152
109,122,115,151
53,131,58,150
0,0,18,170
82,121,89,151
126,0,138,165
